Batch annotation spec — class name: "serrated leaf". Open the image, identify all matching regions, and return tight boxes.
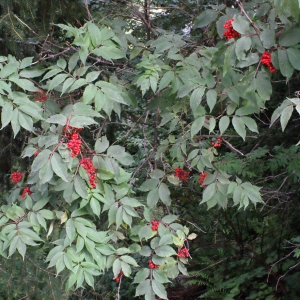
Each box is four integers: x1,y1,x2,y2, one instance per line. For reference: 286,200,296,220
155,245,176,257
194,9,218,28
206,90,217,112
152,279,168,299
51,152,69,182
232,116,246,140
1,101,13,129
240,116,258,133
159,183,171,205
46,114,67,125
280,105,293,132
201,183,216,203
191,116,205,137
287,47,300,71
190,87,205,111
74,175,88,199
278,49,294,78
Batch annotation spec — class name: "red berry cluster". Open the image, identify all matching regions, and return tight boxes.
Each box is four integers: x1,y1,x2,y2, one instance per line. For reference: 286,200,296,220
174,168,190,181
80,158,97,188
198,172,208,188
34,151,39,156
148,260,159,269
151,220,160,231
10,172,23,183
177,247,189,258
115,271,123,283
20,187,32,199
261,51,276,73
223,18,240,40
212,138,222,148
67,132,82,157
34,90,48,102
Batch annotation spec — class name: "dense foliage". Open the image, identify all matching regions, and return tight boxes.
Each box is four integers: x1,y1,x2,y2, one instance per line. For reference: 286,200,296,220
1,0,300,299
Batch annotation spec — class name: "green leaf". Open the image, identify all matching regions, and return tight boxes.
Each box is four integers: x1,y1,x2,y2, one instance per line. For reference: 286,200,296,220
162,214,178,224
232,15,249,34
33,198,49,212
201,183,216,203
90,197,101,217
10,78,39,92
69,78,87,92
191,116,205,137
19,68,46,78
20,57,33,69
88,22,102,47
31,149,51,172
194,10,219,28
68,53,79,72
287,47,300,70
235,36,252,60
69,116,97,128
278,49,294,78
18,105,44,120
159,183,171,205
107,145,134,166
11,109,20,137
255,71,272,100
260,29,275,49
155,245,176,257
279,28,300,47
134,268,150,284
18,112,33,131
280,105,293,131
48,74,69,90
135,279,151,297
240,116,258,133
153,269,171,283
190,87,205,112
86,71,101,83
1,101,13,129
120,255,138,267
51,152,69,182
116,206,123,229
206,90,217,112
66,219,76,242
61,78,76,95
152,279,168,299
74,175,88,199
139,225,153,241
147,188,159,208
219,116,230,135
92,46,125,61
139,179,159,192
46,114,67,125
159,71,174,91
232,116,246,140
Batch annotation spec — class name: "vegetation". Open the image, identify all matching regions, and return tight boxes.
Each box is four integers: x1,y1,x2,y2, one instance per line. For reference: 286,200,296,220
1,0,300,299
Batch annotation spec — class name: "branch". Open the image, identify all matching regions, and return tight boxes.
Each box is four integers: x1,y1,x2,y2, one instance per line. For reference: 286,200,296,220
236,0,261,37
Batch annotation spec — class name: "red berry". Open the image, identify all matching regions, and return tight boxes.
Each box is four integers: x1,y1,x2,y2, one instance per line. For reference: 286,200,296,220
20,187,32,199
223,19,240,40
151,220,160,231
80,158,97,188
10,172,23,183
67,132,82,157
198,172,208,188
174,168,190,181
148,260,159,269
177,247,190,258
261,51,276,73
34,89,48,102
